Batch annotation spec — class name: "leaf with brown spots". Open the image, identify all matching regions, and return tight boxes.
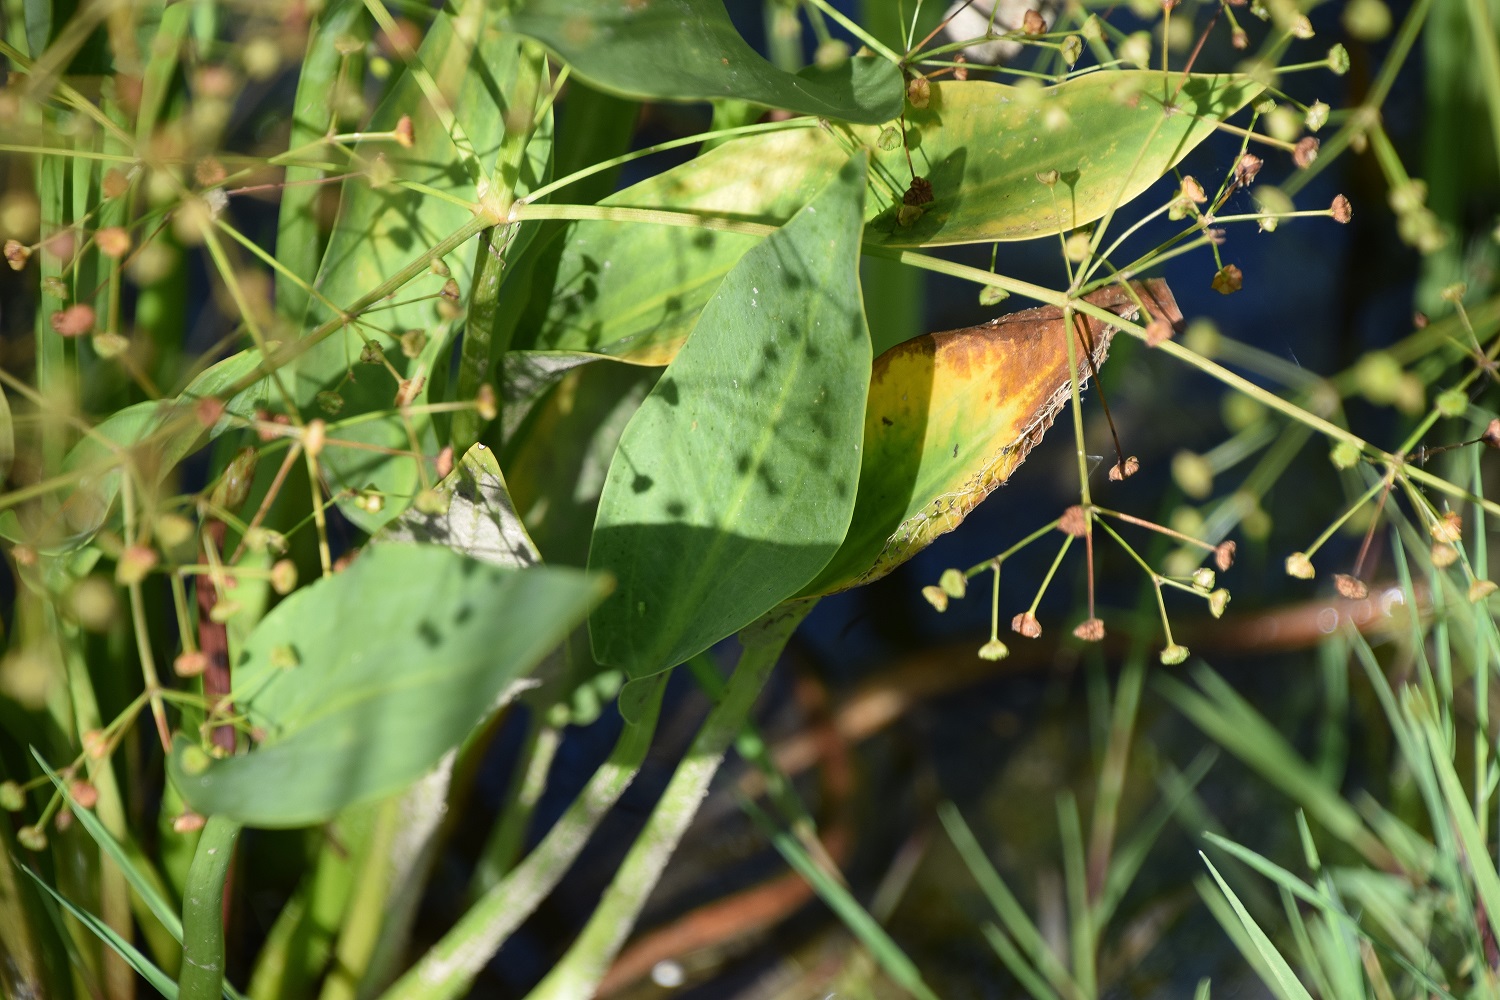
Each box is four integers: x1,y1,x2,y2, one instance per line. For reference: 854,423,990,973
801,280,1182,596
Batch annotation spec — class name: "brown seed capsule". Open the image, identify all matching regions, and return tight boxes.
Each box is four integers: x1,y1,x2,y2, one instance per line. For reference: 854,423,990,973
1211,264,1243,295
195,396,226,428
195,156,226,187
173,811,207,834
1215,541,1237,572
903,176,934,206
1234,153,1263,187
953,54,969,81
1293,136,1320,168
1331,194,1352,223
1073,618,1105,642
400,328,428,359
82,730,109,759
435,445,455,480
907,76,930,109
1181,175,1207,203
1022,8,1047,33
1109,456,1140,481
1431,542,1459,568
115,545,159,586
174,650,209,677
1431,510,1462,543
1334,573,1368,599
1470,579,1498,602
395,376,425,407
1145,317,1174,346
69,780,98,810
1058,505,1088,537
4,239,30,270
393,114,415,149
1012,612,1042,638
50,303,96,337
440,278,461,300
1482,418,1500,449
103,168,130,198
1231,27,1249,48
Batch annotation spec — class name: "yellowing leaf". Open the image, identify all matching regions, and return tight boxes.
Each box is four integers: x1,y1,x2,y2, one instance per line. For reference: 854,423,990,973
803,280,1182,596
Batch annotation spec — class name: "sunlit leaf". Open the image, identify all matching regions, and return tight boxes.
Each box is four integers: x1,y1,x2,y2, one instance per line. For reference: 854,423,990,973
292,11,552,532
861,73,1262,247
168,545,606,826
377,443,539,568
499,0,902,123
805,281,1180,596
587,153,871,676
517,73,1257,363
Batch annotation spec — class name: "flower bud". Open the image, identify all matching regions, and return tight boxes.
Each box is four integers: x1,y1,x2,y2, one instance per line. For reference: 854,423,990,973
939,568,967,599
1285,551,1315,579
1160,644,1190,665
0,781,25,811
922,586,949,612
978,639,1010,661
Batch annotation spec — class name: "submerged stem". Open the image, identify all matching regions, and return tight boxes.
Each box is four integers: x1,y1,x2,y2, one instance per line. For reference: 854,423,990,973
522,600,814,1000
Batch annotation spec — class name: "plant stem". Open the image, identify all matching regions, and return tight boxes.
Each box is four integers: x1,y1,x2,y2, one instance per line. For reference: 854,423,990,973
521,601,814,1000
177,815,241,1000
453,40,547,453
381,672,672,1000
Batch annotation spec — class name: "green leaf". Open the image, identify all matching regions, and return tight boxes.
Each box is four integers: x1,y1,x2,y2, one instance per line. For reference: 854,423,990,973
19,864,181,1000
587,152,872,676
511,124,838,365
276,0,367,323
860,73,1262,247
517,73,1257,364
168,545,607,826
805,282,1175,596
742,797,940,1000
293,9,551,532
33,752,184,943
499,0,902,123
377,444,540,567
1201,854,1316,1000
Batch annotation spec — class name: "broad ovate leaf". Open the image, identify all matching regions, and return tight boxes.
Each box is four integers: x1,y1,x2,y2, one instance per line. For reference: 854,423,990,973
517,72,1256,363
500,0,902,124
587,152,872,676
804,280,1182,595
169,545,606,826
861,73,1261,246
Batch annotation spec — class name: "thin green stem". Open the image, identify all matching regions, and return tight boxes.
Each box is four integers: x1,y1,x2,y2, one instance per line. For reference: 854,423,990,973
522,118,819,204
522,602,814,1000
804,0,904,63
